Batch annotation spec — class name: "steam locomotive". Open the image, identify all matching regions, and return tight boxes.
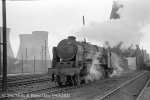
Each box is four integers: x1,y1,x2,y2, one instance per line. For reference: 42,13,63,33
48,36,114,86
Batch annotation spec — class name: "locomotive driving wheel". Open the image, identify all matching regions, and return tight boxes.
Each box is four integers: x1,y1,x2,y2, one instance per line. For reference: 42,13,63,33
56,75,62,86
108,68,113,77
74,74,81,86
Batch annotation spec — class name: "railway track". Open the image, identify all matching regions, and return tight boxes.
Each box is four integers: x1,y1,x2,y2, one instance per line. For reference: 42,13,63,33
136,78,150,100
15,76,122,100
0,73,51,88
6,76,52,87
0,71,148,100
0,75,54,99
0,72,128,100
0,73,47,83
94,71,148,100
19,71,147,100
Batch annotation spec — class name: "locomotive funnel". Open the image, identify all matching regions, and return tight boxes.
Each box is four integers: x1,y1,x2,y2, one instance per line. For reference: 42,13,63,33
68,36,76,41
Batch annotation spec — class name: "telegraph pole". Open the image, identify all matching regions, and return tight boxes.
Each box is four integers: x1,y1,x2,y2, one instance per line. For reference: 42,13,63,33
34,56,35,74
22,54,23,74
42,45,43,67
45,40,46,72
26,48,27,61
0,28,1,76
2,0,7,92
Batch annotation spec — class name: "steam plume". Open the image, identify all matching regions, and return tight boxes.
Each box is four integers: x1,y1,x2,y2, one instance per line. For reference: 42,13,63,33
86,52,124,81
86,52,103,82
74,0,150,49
110,52,123,77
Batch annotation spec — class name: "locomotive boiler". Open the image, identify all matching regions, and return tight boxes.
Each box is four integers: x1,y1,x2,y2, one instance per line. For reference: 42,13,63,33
48,36,113,86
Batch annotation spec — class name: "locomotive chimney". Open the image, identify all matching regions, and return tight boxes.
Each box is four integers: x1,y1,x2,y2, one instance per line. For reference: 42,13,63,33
68,36,76,41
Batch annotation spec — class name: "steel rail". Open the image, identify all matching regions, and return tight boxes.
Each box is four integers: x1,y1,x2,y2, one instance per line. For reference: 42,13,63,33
0,73,47,83
136,78,150,100
96,71,147,100
24,72,143,100
0,71,144,100
23,76,120,100
6,76,51,87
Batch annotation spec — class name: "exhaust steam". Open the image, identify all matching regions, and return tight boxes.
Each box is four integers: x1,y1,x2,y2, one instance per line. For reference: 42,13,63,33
85,52,103,82
85,52,124,82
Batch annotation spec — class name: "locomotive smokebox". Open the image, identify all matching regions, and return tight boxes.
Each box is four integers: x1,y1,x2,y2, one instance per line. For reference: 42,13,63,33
57,36,78,61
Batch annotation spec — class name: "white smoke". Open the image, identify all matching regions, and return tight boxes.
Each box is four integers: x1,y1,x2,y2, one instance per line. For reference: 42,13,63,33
119,0,150,24
85,52,103,82
74,0,150,49
110,53,123,77
85,52,125,81
119,0,150,53
85,51,124,81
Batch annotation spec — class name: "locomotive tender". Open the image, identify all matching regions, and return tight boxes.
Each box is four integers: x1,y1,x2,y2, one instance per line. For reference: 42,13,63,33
48,36,113,86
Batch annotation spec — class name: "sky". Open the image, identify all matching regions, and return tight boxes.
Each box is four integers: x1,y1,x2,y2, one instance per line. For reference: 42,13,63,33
0,0,150,59
0,0,113,58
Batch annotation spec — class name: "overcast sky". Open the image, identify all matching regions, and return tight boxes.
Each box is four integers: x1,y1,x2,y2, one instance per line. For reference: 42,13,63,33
0,0,113,58
1,0,150,59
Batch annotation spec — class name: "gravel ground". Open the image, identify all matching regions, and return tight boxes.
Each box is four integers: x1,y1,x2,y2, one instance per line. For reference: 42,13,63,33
95,71,150,100
1,71,148,100
20,71,145,100
0,80,56,99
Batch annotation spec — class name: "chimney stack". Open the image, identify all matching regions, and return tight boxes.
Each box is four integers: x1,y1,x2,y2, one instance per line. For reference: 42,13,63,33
0,27,14,58
32,31,50,60
17,31,50,60
17,34,33,60
110,1,123,19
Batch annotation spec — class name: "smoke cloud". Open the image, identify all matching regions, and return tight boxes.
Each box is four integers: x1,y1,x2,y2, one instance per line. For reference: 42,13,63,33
85,52,125,81
74,0,150,49
85,52,103,82
119,0,150,53
119,0,150,24
110,53,123,77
